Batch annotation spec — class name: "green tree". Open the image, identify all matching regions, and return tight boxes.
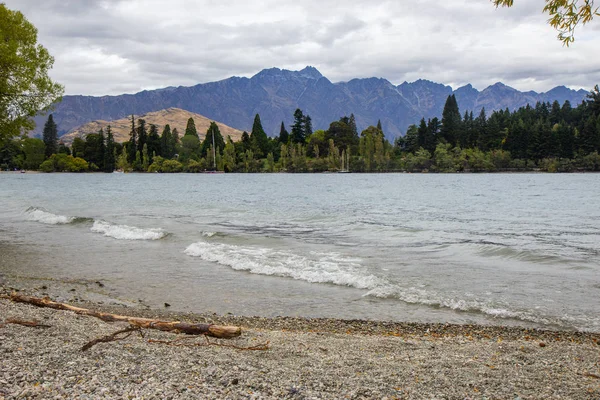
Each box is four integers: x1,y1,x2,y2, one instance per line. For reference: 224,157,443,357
403,124,419,153
278,121,289,143
146,124,160,162
239,131,251,153
586,85,600,117
348,114,358,138
136,118,147,154
160,124,176,158
22,137,45,169
460,111,476,148
359,126,376,171
161,159,183,173
290,109,306,143
184,117,198,138
0,4,63,142
104,125,115,172
250,114,269,157
304,115,313,137
433,143,456,172
171,128,180,156
42,114,58,158
39,153,88,172
57,142,70,155
142,143,149,171
222,137,237,172
326,117,359,153
128,115,137,162
264,152,275,172
116,147,130,172
426,118,441,153
179,135,201,162
84,130,105,170
440,94,461,146
71,137,85,158
306,129,327,158
403,148,432,172
492,0,599,45
200,122,225,162
133,150,142,171
579,115,600,154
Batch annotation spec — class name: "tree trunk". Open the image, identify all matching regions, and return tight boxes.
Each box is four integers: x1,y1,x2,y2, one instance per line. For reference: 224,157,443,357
9,293,241,339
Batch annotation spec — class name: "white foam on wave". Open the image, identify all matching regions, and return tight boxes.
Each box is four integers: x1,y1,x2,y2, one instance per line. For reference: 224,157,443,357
184,241,383,289
26,208,74,225
202,231,217,238
365,285,594,329
91,220,166,240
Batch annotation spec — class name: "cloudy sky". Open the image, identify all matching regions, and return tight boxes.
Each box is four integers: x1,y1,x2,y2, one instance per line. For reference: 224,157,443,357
6,0,600,96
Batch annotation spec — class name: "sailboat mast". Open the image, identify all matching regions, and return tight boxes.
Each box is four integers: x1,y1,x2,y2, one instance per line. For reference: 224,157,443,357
212,125,216,170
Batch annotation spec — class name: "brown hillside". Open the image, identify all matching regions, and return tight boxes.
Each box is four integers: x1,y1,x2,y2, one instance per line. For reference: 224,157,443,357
60,108,244,144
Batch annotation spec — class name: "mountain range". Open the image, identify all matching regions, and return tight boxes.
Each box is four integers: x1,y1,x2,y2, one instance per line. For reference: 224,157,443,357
35,66,590,140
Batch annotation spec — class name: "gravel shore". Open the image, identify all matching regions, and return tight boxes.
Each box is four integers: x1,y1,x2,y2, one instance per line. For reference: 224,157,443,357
1,279,599,399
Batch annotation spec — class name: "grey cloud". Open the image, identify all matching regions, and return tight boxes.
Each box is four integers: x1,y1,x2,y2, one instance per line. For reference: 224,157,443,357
4,0,599,96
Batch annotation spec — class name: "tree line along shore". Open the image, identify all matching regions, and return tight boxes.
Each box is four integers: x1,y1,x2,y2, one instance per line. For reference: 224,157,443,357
2,86,600,174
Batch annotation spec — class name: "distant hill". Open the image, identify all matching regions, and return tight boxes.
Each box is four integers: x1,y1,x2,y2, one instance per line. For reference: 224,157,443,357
36,67,590,141
60,108,244,144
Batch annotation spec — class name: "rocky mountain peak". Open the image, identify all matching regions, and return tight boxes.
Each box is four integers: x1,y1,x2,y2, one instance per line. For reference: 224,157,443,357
35,67,589,141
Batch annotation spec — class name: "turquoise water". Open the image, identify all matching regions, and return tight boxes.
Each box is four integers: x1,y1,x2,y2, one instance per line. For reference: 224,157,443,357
1,173,599,331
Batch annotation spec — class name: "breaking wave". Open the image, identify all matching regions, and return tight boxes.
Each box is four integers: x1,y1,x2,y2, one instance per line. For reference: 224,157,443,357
91,220,167,240
184,241,382,289
184,239,597,330
25,207,91,225
365,286,595,330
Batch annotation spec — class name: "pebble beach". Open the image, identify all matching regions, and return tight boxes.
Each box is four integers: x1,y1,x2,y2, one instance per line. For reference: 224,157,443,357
1,277,599,399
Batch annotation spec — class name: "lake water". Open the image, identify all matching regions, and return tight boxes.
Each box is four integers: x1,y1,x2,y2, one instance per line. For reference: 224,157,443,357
1,173,599,332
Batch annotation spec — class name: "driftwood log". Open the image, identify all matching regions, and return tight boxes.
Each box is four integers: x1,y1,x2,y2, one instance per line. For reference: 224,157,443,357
9,293,241,339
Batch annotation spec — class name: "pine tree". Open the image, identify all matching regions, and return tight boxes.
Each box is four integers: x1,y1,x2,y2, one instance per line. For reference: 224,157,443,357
290,109,305,143
83,129,105,170
72,137,85,158
426,118,440,153
104,125,115,172
474,108,487,150
440,94,461,146
250,114,269,157
303,115,313,137
279,121,289,143
184,117,198,138
238,131,249,152
136,119,147,154
200,122,225,161
160,124,173,158
579,115,600,154
171,128,180,150
128,114,137,163
348,114,358,137
142,143,149,171
42,114,58,158
416,118,428,150
557,123,575,159
146,124,160,163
